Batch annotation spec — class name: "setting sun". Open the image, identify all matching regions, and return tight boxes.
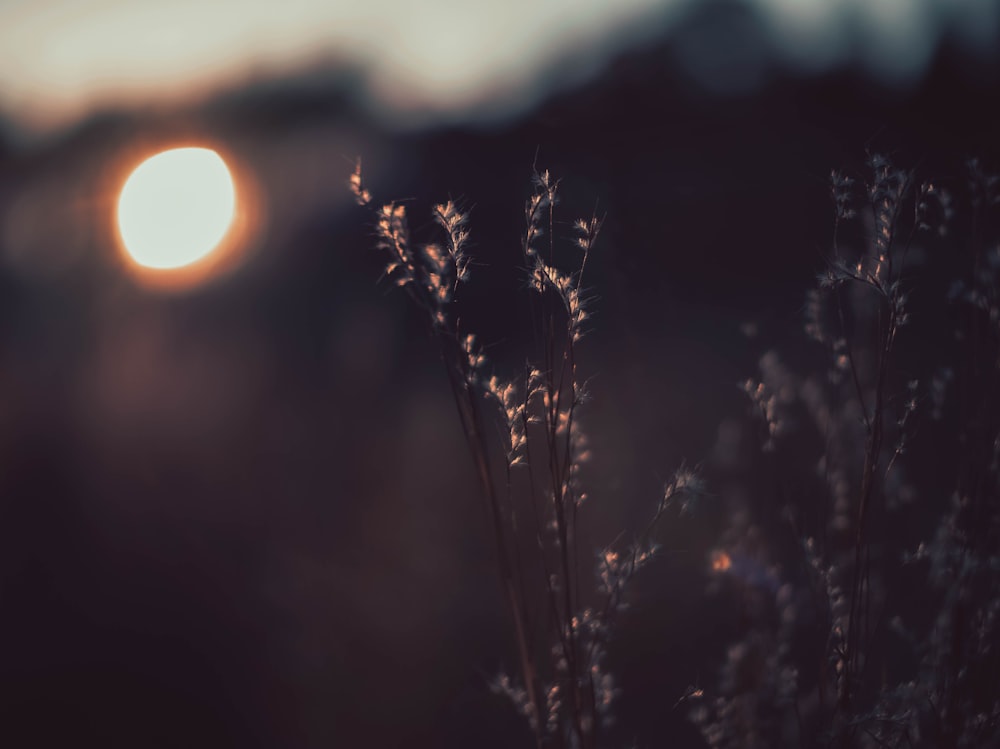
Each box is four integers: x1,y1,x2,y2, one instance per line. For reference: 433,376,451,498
117,147,236,270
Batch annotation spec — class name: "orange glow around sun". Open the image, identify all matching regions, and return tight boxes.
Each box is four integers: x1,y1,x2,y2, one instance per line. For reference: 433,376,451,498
114,145,259,289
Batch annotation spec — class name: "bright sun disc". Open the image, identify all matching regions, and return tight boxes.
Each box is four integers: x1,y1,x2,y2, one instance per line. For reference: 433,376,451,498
117,147,236,270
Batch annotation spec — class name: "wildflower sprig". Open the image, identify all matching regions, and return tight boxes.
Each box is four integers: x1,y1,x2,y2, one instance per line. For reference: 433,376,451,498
354,160,691,749
714,155,1000,749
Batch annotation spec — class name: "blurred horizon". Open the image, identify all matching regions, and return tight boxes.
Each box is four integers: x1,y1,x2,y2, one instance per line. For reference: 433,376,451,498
1,0,997,137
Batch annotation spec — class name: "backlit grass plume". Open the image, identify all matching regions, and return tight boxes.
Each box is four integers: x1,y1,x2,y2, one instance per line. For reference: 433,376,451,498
692,155,1000,749
352,160,699,749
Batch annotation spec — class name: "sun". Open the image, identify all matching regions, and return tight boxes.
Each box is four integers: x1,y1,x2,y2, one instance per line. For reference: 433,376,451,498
117,147,236,270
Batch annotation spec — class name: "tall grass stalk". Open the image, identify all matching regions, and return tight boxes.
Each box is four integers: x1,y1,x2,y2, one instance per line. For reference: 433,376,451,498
351,161,698,748
693,155,1000,749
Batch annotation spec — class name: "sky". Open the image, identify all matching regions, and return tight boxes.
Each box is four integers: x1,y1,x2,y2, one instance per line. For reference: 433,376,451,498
0,0,996,130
